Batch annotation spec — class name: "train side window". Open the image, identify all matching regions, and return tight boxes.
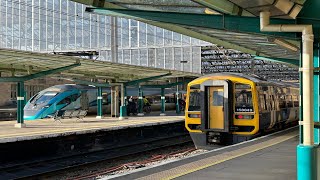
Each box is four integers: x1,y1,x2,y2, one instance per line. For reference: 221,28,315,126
58,97,71,105
58,94,79,105
279,95,286,108
259,94,266,111
264,94,268,111
286,95,293,108
293,95,299,107
213,91,223,106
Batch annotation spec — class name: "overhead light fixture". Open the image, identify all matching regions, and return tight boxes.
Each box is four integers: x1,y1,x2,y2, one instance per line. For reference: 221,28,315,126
257,42,277,46
268,37,299,52
204,8,219,15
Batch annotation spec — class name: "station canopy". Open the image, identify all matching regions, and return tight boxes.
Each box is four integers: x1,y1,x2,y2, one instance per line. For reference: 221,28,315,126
0,48,199,83
72,0,319,65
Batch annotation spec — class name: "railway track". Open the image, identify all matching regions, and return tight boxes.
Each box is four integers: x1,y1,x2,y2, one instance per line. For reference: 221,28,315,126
0,134,192,179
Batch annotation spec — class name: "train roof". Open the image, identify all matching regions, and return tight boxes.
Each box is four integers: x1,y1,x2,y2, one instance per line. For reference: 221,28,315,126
45,84,97,92
195,73,299,88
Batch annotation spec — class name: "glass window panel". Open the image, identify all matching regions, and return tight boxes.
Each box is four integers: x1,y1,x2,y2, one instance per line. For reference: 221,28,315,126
188,89,201,111
131,19,137,26
156,27,163,47
39,0,47,51
183,47,191,72
106,50,112,61
54,0,61,50
76,3,83,48
12,0,20,49
147,24,155,46
33,0,40,51
46,1,54,51
117,17,122,48
140,49,148,66
99,16,105,48
139,22,146,47
121,18,129,48
164,30,172,46
165,48,173,70
130,26,138,47
118,49,123,63
173,32,181,46
0,0,7,48
182,35,190,44
123,49,130,64
19,1,27,50
106,16,111,48
131,49,139,65
192,47,201,73
156,48,164,69
213,91,224,106
6,1,13,48
90,14,97,48
174,47,182,70
191,38,200,46
68,1,75,49
148,49,155,67
235,84,253,112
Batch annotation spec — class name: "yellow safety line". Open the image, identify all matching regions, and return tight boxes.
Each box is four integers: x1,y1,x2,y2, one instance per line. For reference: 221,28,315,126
0,118,183,139
164,133,297,180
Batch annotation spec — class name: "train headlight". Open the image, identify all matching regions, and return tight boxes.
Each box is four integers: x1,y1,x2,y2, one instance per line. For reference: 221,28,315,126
188,114,201,118
42,105,50,109
236,115,254,119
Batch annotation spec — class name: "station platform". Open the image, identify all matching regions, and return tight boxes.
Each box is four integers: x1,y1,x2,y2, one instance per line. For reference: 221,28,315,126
0,111,187,165
0,111,183,143
112,127,298,180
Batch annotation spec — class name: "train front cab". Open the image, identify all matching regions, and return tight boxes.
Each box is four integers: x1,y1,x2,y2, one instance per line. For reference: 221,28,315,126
185,76,259,149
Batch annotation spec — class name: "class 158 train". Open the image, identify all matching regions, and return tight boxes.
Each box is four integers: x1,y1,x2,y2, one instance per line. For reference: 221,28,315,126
24,84,176,120
185,73,299,149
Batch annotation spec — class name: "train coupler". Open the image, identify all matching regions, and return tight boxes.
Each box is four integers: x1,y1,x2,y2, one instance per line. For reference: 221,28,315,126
207,132,221,143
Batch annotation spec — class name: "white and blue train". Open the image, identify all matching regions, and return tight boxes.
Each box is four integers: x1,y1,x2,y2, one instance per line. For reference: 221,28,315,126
24,84,176,120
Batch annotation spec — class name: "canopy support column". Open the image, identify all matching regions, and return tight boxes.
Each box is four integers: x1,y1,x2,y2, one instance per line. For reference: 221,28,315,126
160,88,166,116
176,85,180,114
15,81,26,128
114,86,120,117
96,87,103,119
137,85,144,116
119,84,127,120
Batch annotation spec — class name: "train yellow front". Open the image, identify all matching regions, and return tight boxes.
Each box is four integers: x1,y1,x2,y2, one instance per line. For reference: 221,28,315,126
185,73,299,149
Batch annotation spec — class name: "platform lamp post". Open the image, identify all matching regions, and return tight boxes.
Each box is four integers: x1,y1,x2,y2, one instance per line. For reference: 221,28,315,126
15,81,26,128
137,85,144,116
160,88,166,116
96,86,103,119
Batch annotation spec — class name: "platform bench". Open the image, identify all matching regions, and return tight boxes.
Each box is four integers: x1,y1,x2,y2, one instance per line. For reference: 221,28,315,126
52,109,87,122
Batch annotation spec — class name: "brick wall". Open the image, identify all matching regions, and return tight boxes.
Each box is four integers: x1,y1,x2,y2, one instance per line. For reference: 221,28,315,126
0,76,71,107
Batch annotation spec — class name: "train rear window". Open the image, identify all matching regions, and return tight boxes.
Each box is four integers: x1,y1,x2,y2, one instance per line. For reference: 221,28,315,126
235,83,253,112
188,86,201,111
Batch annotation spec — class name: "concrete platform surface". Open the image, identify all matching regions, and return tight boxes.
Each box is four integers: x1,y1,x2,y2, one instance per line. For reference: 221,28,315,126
176,136,297,180
111,127,298,180
0,112,184,143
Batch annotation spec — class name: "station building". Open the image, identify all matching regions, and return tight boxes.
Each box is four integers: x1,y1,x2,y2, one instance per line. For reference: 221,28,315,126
0,0,210,107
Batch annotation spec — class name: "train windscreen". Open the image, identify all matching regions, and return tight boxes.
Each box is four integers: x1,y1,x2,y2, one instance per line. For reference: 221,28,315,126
32,91,58,105
234,84,253,112
188,85,201,111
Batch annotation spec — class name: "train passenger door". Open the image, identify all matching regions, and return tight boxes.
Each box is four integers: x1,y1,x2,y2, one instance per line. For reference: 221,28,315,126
208,86,224,129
